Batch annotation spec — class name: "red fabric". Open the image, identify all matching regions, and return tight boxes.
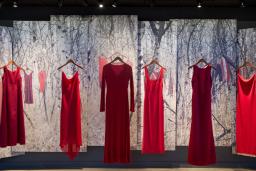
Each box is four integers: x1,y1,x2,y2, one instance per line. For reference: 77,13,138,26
188,65,216,165
100,63,134,163
142,67,164,154
0,66,25,147
99,56,108,88
236,70,256,156
38,70,47,92
60,72,82,160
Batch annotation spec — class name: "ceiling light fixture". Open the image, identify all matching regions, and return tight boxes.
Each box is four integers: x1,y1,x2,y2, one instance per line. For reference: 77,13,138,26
197,2,202,8
112,0,117,8
99,0,104,8
150,0,154,7
241,1,245,8
13,1,18,8
58,0,63,8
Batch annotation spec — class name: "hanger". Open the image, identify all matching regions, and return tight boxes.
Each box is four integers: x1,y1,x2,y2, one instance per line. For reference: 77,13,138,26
142,58,166,70
0,59,25,72
109,52,128,60
188,58,216,70
237,61,256,71
109,52,127,64
57,58,84,70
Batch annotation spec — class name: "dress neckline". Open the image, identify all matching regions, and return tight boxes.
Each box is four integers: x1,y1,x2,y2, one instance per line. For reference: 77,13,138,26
62,71,78,82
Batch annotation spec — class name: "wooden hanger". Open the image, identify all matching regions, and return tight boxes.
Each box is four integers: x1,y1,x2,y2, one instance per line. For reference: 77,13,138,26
57,58,84,70
109,52,128,60
0,59,25,72
110,56,126,64
188,58,216,70
142,58,166,70
237,61,256,71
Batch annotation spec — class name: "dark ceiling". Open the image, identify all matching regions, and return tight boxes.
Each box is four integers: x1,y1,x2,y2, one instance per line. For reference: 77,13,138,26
1,0,256,7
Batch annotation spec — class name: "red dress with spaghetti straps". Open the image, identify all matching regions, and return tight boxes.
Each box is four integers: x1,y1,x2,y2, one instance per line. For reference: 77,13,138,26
60,71,82,160
0,66,25,147
236,69,256,157
188,65,216,165
142,67,164,154
100,63,135,163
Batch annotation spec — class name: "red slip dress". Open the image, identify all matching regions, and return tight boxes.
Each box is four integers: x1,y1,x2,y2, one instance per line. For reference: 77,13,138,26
100,63,135,163
188,65,216,165
0,66,25,147
236,69,256,157
60,71,82,160
142,67,164,154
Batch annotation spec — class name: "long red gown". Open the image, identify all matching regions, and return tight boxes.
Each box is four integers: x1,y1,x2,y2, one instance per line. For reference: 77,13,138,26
188,65,216,165
236,70,256,157
0,66,25,147
60,71,82,160
142,67,164,154
100,63,135,163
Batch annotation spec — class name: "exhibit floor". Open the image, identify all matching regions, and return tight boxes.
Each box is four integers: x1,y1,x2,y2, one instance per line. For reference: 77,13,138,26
4,169,256,171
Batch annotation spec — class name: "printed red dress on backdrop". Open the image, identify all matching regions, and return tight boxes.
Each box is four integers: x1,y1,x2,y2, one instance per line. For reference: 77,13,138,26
236,70,256,157
142,67,164,154
0,66,25,147
60,71,82,160
100,63,134,163
188,65,216,165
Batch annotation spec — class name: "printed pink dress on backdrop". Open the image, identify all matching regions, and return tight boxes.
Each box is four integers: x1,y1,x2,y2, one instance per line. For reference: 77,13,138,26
142,67,165,154
60,71,82,160
0,66,25,147
188,65,216,165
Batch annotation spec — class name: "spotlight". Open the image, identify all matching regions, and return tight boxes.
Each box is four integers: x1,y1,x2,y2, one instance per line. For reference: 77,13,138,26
112,0,117,8
99,0,104,8
13,1,18,8
241,1,246,8
197,2,202,8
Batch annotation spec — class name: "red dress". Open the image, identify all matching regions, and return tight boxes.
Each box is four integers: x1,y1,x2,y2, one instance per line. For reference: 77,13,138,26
60,72,82,160
0,66,25,147
100,63,135,163
188,65,216,165
142,67,164,154
236,70,256,156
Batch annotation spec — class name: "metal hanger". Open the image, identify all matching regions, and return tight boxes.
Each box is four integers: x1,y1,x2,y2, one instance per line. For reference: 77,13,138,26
0,59,25,72
57,58,84,70
142,58,166,70
188,58,216,70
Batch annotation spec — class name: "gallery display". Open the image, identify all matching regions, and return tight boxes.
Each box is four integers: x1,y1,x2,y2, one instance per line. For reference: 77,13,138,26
0,16,256,166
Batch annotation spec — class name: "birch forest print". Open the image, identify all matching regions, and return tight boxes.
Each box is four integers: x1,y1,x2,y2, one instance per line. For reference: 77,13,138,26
137,21,177,150
6,15,138,153
0,18,241,156
176,20,237,146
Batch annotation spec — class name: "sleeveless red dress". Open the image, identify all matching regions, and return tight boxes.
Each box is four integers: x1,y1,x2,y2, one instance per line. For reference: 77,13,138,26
100,63,134,163
142,67,164,154
60,71,82,160
188,65,216,165
0,66,25,147
236,70,256,156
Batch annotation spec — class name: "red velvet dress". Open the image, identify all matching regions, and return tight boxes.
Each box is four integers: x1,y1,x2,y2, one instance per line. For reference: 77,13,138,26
100,63,135,163
142,67,164,154
0,66,25,147
60,71,82,160
188,65,216,165
236,70,256,157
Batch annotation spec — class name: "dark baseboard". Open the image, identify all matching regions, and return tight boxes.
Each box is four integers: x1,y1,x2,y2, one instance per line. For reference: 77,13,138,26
1,146,256,169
